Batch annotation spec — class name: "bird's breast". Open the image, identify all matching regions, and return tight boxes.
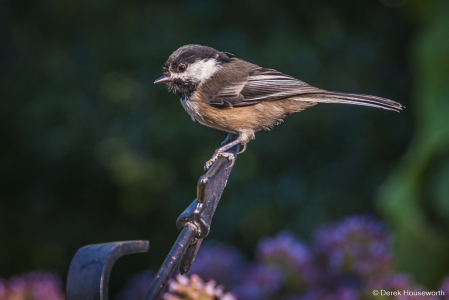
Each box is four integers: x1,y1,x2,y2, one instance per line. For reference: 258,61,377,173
180,95,231,132
180,96,202,123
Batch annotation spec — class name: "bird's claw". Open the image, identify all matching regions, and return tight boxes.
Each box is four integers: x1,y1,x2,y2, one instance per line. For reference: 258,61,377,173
238,143,247,154
204,151,235,171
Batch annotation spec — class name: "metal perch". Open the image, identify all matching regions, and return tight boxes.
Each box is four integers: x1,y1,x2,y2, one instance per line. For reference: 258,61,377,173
66,144,240,300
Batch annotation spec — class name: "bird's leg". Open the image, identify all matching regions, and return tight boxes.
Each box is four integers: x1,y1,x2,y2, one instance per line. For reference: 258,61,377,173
204,138,242,171
221,133,237,146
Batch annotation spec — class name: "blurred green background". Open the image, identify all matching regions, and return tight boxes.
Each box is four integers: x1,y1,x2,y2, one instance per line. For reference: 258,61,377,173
1,0,448,295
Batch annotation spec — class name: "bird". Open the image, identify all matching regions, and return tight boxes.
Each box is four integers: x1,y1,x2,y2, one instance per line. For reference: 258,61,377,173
154,44,403,170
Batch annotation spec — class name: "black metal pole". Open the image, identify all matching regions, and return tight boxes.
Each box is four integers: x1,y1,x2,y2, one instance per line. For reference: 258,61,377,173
142,144,239,300
143,223,197,300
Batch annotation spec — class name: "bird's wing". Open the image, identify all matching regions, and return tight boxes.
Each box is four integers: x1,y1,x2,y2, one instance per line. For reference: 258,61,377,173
208,67,320,108
209,67,402,112
239,68,320,102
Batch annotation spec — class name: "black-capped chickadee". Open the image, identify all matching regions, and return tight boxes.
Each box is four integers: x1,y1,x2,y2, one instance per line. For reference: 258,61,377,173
155,44,403,170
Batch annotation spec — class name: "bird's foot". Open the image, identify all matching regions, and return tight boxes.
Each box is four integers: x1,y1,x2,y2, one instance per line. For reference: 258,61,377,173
204,136,242,171
204,151,235,171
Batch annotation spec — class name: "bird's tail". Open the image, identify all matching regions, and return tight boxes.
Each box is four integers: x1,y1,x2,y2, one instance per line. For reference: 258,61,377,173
300,91,403,112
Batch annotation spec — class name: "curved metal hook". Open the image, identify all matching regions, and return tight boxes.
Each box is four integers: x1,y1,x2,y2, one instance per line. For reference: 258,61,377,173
66,240,149,300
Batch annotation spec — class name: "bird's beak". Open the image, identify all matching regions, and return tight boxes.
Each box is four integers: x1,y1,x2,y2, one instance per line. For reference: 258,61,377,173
154,74,173,84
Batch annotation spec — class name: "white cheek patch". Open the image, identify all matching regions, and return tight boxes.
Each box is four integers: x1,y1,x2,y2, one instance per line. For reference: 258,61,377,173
185,59,222,84
187,59,221,83
169,58,222,87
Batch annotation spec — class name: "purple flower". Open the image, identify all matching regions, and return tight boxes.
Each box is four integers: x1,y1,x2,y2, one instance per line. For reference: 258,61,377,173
114,271,155,300
0,271,64,300
115,242,244,300
114,215,431,300
440,276,449,300
257,231,318,289
233,264,284,300
300,286,359,300
0,281,6,299
25,272,64,300
189,242,246,286
313,216,393,278
164,274,237,300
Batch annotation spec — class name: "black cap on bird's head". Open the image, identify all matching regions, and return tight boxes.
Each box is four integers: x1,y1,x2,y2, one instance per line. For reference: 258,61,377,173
165,45,231,71
154,45,231,96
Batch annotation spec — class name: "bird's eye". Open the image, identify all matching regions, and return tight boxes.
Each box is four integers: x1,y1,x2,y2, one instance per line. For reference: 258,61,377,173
178,64,186,72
